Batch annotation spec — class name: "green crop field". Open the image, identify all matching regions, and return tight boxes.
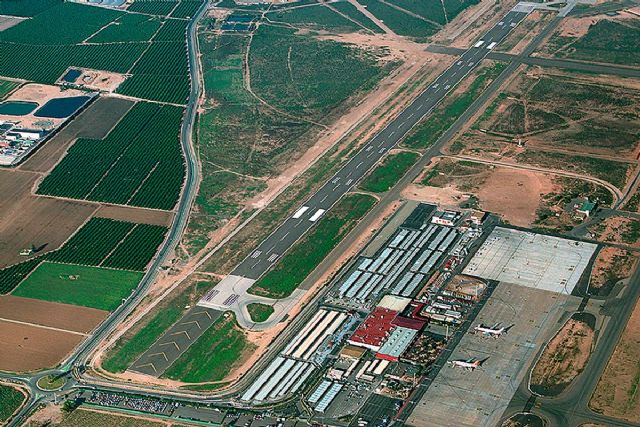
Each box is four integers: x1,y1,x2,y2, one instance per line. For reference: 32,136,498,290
0,42,148,84
247,303,274,323
249,193,376,298
48,218,135,266
13,262,142,311
38,102,185,210
0,218,167,294
0,384,25,423
163,313,254,382
360,151,419,192
170,0,202,18
0,79,19,100
102,280,212,373
102,224,167,271
154,18,189,41
0,3,121,45
128,0,178,16
0,0,61,17
88,13,162,43
403,62,506,149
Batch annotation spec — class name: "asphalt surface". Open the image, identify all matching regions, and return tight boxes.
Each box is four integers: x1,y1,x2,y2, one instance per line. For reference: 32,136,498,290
232,8,530,281
503,252,640,427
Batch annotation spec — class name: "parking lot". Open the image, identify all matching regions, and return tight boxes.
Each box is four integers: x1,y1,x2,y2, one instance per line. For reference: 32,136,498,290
463,227,596,294
405,282,582,427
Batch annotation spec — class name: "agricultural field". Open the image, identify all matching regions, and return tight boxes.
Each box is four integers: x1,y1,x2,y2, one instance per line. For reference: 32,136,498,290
537,14,640,66
12,262,142,311
0,217,167,294
37,102,185,211
128,0,178,16
0,2,121,45
402,61,506,150
359,150,419,193
0,0,61,17
102,279,214,373
0,384,25,424
162,312,254,383
247,303,274,323
248,193,376,298
186,14,396,253
0,0,197,104
88,13,162,43
0,79,19,99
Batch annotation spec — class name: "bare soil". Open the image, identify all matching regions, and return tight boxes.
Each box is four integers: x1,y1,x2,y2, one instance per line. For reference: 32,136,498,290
477,166,554,226
0,295,107,333
0,15,25,31
591,297,640,422
95,205,174,227
407,158,554,227
0,169,96,268
0,319,84,372
530,317,595,396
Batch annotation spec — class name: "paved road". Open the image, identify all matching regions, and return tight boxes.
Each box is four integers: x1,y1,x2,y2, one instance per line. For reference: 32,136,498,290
504,258,640,427
426,46,640,79
232,9,530,281
2,2,209,425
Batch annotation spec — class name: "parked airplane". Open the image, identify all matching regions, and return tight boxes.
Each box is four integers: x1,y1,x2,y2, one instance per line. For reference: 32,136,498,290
448,358,482,371
473,323,511,337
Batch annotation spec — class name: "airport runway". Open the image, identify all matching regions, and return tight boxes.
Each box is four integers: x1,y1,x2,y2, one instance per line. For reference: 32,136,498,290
232,9,530,281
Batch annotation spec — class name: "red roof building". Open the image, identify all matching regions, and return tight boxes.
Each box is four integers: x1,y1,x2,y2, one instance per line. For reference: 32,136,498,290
347,307,398,352
392,316,425,331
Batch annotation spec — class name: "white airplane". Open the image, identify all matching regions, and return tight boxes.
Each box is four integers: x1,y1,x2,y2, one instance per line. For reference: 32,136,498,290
473,323,509,337
448,358,482,371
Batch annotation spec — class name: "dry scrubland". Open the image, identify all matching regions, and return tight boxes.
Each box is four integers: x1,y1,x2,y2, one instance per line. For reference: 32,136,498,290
530,314,595,396
448,67,640,192
592,297,640,422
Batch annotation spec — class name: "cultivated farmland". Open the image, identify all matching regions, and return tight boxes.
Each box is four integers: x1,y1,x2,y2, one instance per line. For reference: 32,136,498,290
37,102,185,210
88,13,162,43
12,262,143,311
0,384,25,424
0,217,167,294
